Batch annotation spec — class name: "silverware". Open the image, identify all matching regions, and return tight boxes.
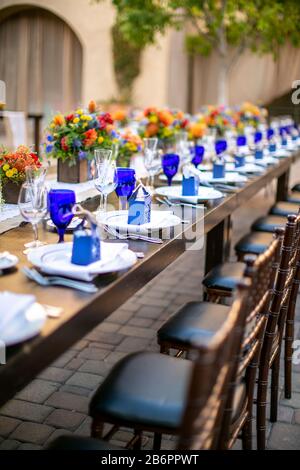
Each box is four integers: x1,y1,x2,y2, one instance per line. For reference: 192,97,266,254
156,196,203,209
22,267,98,293
104,226,163,244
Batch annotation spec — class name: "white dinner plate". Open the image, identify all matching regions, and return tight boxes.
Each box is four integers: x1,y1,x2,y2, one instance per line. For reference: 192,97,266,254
28,242,137,280
225,162,265,174
98,210,182,233
0,303,46,346
156,186,223,204
160,172,247,184
245,156,278,166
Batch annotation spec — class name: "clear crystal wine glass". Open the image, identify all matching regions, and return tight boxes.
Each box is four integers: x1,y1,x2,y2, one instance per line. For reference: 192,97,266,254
143,138,159,191
18,182,48,253
94,161,117,213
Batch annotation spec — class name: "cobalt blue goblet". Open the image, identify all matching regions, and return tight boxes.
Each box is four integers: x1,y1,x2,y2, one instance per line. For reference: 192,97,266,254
215,140,227,156
191,145,205,168
162,153,180,186
115,168,136,210
236,135,247,147
48,189,76,243
267,128,274,141
254,131,263,144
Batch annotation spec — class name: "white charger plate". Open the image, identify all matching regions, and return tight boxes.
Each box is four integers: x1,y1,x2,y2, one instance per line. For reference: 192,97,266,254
98,210,181,233
225,162,265,174
245,156,277,166
28,242,137,280
46,217,86,231
156,186,223,204
0,303,46,346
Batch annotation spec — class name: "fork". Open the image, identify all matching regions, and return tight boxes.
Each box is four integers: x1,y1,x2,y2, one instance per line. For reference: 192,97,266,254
104,226,163,244
156,197,203,209
22,267,98,293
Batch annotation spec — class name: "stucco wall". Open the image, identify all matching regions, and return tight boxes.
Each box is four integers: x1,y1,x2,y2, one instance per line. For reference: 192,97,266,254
0,0,171,109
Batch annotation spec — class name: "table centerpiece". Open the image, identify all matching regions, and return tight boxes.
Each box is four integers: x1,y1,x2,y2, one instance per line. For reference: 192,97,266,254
45,101,117,183
0,145,42,204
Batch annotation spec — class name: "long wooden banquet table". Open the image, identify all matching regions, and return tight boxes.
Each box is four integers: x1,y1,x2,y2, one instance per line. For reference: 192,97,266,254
0,152,298,408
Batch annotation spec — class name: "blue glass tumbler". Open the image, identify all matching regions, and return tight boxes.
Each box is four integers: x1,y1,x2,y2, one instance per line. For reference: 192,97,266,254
115,168,136,210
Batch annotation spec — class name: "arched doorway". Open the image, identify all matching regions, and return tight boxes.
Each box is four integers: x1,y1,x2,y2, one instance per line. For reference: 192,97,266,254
0,6,83,115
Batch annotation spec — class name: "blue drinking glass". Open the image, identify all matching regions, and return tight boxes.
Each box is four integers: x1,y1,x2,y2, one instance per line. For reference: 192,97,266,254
191,145,205,168
254,131,263,144
115,168,136,209
48,189,76,243
162,153,180,186
215,140,227,156
237,135,247,147
267,128,274,141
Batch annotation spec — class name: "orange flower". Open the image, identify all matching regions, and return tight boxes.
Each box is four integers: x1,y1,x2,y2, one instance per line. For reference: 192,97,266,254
83,129,97,147
53,114,64,126
112,110,126,121
145,123,159,137
158,110,173,126
88,100,97,113
189,123,206,138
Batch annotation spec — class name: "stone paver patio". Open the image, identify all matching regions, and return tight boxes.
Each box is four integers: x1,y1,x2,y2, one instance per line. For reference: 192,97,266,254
1,173,300,450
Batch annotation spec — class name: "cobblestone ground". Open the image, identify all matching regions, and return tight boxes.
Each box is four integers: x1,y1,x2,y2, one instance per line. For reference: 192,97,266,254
1,172,300,450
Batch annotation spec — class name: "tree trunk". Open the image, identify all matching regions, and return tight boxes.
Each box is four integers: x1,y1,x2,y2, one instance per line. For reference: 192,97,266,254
217,59,229,106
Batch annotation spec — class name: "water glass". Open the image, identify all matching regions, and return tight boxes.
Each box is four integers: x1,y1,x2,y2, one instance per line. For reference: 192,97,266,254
162,153,180,186
48,189,76,243
115,168,136,209
191,145,205,168
94,148,112,167
18,182,48,252
94,161,117,213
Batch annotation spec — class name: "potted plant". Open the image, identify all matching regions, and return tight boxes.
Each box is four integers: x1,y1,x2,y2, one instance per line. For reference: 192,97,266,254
0,145,42,204
45,101,117,183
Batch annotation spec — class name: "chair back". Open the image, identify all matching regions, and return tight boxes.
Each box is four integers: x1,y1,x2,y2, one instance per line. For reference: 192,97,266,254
218,230,283,449
177,281,250,450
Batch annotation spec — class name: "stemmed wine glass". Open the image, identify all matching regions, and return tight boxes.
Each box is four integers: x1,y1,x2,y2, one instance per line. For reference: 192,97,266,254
191,145,205,168
162,153,180,186
115,168,136,210
18,182,48,253
48,189,76,243
143,138,159,190
93,160,117,213
175,131,190,165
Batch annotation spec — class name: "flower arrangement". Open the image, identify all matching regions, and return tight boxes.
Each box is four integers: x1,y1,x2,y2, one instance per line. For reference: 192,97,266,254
0,145,42,203
234,102,267,132
188,114,207,141
169,109,189,133
111,108,129,128
117,131,143,167
138,107,176,141
45,101,116,166
0,145,41,185
202,105,236,137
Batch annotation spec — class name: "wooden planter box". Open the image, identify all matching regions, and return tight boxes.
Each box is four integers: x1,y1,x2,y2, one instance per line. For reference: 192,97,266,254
57,159,91,184
2,181,21,204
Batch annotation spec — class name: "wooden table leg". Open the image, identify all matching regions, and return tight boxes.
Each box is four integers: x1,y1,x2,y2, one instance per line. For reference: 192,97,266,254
276,169,290,202
205,219,226,274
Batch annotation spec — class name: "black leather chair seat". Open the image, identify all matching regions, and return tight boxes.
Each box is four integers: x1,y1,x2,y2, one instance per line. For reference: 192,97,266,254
157,301,230,348
286,193,300,204
292,184,300,193
47,435,121,450
89,351,245,431
203,262,245,291
235,232,274,256
269,201,299,217
251,215,286,233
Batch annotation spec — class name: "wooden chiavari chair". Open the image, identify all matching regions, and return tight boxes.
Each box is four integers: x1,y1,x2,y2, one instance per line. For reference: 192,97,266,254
257,214,299,449
88,282,251,450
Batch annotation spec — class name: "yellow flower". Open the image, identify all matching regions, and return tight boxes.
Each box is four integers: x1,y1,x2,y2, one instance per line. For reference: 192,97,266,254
98,136,104,144
81,115,92,121
2,164,9,171
12,168,18,175
82,123,87,128
73,117,80,124
6,170,13,178
149,115,158,124
76,109,83,115
50,123,55,129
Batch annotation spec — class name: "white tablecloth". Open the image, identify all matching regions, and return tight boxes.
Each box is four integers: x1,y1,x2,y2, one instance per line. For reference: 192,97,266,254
0,179,99,234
